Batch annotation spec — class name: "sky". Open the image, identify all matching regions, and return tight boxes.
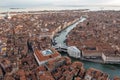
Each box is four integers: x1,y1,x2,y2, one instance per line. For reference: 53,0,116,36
0,0,120,7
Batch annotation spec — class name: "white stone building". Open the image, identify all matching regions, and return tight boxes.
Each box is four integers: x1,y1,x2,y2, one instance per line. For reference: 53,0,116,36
67,46,81,58
102,53,120,63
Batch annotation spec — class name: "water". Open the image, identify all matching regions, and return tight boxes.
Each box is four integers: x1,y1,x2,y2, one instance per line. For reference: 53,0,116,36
54,17,86,47
1,6,120,79
76,59,120,79
0,6,120,13
54,17,120,79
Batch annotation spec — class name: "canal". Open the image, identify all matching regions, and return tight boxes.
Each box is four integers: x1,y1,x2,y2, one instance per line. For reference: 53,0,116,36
53,16,120,79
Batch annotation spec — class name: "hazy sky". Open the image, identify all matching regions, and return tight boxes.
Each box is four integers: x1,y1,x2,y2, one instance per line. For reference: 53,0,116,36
0,0,120,7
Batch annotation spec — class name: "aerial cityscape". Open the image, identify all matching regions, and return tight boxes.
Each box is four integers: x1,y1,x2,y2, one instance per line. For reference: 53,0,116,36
0,0,120,80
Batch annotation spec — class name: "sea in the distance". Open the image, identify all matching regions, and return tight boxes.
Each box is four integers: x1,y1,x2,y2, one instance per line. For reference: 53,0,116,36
0,6,120,13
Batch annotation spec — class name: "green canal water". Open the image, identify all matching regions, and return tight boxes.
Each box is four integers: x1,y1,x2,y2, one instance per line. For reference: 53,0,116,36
54,17,120,79
60,52,120,79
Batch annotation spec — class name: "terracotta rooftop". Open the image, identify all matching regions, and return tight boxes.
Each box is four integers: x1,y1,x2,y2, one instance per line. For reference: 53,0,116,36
86,68,109,80
36,66,46,73
17,69,27,80
38,71,54,80
114,76,120,80
4,74,15,80
34,48,60,62
75,77,81,80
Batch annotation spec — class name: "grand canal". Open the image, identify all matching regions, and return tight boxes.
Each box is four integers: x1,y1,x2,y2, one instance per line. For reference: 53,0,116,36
53,16,120,79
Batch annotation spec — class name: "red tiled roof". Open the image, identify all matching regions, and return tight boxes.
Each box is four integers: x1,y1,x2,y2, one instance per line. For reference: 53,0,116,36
86,68,109,80
34,48,60,61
